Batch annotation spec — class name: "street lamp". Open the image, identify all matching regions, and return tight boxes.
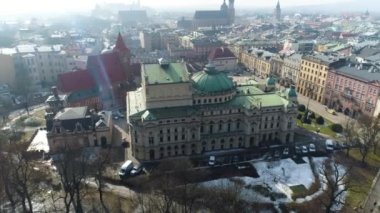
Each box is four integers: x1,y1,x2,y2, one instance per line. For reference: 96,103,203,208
306,84,315,113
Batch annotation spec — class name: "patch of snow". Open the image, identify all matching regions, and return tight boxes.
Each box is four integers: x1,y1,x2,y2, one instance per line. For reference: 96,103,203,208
202,157,330,204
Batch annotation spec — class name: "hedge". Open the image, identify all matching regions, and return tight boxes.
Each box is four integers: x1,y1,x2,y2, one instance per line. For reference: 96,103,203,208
330,124,343,133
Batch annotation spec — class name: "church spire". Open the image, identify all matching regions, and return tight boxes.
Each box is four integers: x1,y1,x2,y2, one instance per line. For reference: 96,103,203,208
114,32,129,54
275,0,281,22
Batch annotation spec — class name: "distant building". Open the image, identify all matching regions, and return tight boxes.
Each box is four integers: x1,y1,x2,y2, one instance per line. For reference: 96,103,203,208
57,33,141,109
139,30,162,52
241,48,275,78
0,53,16,87
282,39,314,54
118,10,148,26
315,42,352,57
0,45,75,88
126,61,297,161
177,17,193,30
281,54,302,85
208,47,237,72
193,0,235,28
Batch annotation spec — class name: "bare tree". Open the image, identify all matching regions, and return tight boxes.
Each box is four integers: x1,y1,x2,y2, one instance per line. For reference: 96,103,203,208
54,146,91,213
92,149,111,213
320,160,351,213
132,158,209,213
204,180,250,213
357,115,380,163
0,151,17,211
343,118,358,156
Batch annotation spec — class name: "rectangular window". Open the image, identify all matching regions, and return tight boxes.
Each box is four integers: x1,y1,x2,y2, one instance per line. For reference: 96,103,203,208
149,137,154,145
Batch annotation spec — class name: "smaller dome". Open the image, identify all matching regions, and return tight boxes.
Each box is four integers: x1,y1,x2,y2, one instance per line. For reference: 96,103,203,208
287,86,297,97
266,76,276,86
192,64,234,93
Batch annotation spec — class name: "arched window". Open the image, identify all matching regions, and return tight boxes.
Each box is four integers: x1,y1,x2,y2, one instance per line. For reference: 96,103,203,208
209,121,214,134
219,120,223,131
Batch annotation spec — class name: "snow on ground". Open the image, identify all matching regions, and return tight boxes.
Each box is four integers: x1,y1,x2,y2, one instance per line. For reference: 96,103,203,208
202,157,329,203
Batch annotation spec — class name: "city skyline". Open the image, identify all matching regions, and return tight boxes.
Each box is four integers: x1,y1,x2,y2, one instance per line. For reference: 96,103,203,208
0,0,377,16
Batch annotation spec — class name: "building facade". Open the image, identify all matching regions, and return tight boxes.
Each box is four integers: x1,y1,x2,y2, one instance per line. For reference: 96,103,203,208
208,47,237,72
127,61,297,161
325,62,380,118
193,0,235,28
297,54,345,104
0,53,16,87
0,45,75,88
281,54,302,85
46,106,113,154
241,48,274,78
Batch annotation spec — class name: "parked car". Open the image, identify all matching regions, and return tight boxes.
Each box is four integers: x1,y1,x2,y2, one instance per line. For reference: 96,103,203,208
283,147,289,156
208,156,216,166
113,115,119,120
130,165,143,176
236,162,251,170
327,108,337,115
295,146,302,154
274,150,281,158
309,144,316,152
302,146,308,154
326,139,334,152
119,160,134,178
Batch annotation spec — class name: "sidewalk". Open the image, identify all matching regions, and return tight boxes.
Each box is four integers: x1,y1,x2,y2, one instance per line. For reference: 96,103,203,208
297,94,348,124
362,169,380,213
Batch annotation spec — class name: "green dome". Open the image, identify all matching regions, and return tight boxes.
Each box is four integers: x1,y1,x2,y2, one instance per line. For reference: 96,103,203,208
266,76,276,86
286,86,297,97
192,64,234,93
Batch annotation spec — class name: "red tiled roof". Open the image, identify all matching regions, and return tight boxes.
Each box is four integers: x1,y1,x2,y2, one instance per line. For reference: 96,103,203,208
58,70,95,93
113,33,130,54
208,47,236,60
87,52,127,85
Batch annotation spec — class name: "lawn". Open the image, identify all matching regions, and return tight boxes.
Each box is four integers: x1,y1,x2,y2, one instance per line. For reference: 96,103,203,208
336,149,380,211
290,184,308,199
296,111,338,139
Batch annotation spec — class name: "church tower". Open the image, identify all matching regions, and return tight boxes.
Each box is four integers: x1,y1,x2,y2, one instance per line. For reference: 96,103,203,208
228,0,235,24
113,33,132,72
220,0,228,13
275,0,281,22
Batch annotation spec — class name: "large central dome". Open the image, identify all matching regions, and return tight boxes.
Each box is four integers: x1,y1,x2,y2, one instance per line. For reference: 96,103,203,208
192,64,235,93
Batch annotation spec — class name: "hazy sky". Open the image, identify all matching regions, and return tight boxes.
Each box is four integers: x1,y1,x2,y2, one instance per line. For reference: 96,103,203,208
0,0,375,16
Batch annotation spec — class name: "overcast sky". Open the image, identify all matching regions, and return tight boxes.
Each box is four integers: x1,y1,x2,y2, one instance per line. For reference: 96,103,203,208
0,0,376,16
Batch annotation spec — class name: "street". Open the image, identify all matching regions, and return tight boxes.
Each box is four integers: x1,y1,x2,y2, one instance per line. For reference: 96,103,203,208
297,94,349,124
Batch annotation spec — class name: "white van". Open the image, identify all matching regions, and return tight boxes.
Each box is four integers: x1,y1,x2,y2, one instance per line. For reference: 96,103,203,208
119,160,134,177
208,156,216,166
325,139,334,151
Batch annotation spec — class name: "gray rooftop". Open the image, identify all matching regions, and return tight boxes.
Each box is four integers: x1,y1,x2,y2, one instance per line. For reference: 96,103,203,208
336,65,380,82
54,107,88,120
